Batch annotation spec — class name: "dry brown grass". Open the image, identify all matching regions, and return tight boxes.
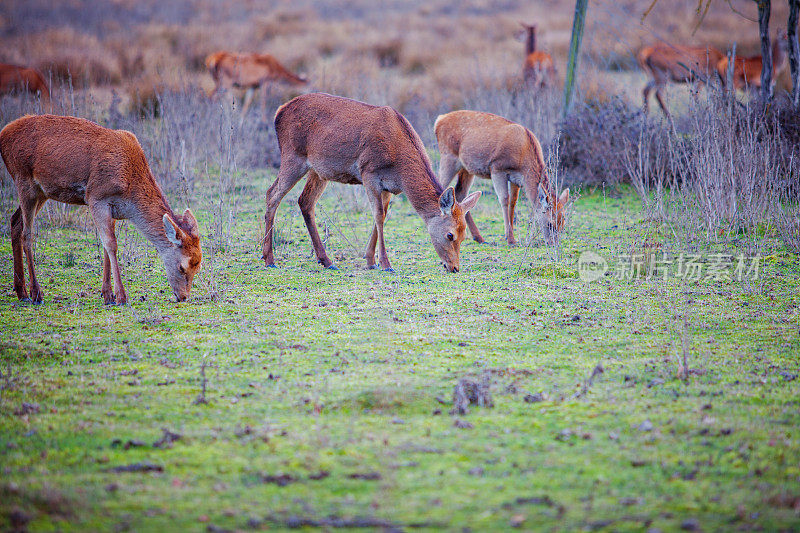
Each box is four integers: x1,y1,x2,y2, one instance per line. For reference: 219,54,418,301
0,0,794,112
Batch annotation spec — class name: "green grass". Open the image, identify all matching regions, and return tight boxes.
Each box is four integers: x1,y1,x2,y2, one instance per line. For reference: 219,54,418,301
1,172,799,532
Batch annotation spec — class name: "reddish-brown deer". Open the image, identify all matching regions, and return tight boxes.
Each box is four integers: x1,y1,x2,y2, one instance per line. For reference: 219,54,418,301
0,64,52,112
205,51,307,118
435,110,569,246
261,93,481,273
0,115,202,305
716,32,789,91
521,24,556,88
637,43,724,116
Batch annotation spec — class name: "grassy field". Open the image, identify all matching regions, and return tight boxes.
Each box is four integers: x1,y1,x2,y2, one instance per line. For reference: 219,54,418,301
1,166,799,531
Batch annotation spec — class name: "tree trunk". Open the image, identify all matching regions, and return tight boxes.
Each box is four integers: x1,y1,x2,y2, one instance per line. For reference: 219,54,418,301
562,0,589,118
789,0,800,105
757,0,774,101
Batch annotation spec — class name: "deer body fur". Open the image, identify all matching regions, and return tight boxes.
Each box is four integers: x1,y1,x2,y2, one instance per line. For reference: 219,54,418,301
261,93,480,272
0,115,202,304
435,110,569,246
637,44,725,116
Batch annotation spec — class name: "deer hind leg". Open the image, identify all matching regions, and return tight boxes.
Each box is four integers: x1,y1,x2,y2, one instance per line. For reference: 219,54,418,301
10,207,27,300
298,171,335,269
507,182,521,245
365,191,392,270
491,172,514,245
19,192,47,304
454,170,483,243
262,156,309,266
90,203,127,305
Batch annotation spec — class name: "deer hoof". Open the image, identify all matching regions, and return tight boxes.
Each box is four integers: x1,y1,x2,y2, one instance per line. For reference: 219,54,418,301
367,264,378,270
382,267,395,273
265,263,277,269
325,264,339,271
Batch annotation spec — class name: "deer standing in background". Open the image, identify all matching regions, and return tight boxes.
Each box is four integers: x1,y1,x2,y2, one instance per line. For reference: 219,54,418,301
0,115,202,305
637,43,725,116
716,32,789,91
0,64,52,112
261,93,481,273
205,51,307,120
435,110,569,247
521,24,556,88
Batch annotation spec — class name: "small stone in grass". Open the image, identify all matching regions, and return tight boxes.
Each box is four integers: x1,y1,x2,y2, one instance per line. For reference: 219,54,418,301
637,419,654,432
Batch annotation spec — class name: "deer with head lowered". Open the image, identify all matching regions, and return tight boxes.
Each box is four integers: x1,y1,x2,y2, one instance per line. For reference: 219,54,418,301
0,64,52,112
637,43,725,116
261,93,481,273
435,110,569,246
205,51,307,120
0,115,202,305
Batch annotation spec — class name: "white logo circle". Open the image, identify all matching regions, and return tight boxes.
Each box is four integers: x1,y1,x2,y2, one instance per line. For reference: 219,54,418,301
578,251,608,282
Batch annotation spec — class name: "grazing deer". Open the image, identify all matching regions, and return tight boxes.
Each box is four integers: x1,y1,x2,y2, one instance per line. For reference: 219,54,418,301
435,110,569,246
637,43,725,116
0,64,52,112
261,93,481,273
716,32,789,91
521,24,556,88
205,51,307,118
0,115,202,305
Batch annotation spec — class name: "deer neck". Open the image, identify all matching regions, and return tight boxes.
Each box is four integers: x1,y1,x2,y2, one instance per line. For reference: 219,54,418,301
526,28,537,55
402,168,445,223
128,180,180,255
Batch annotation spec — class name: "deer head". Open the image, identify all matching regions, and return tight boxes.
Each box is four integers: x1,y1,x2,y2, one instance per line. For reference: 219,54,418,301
537,184,570,246
426,187,481,273
161,208,202,301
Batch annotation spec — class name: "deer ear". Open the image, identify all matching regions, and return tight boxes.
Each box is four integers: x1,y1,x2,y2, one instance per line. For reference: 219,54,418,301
163,214,184,246
182,208,199,238
537,184,550,211
439,187,456,216
460,191,481,213
558,188,570,205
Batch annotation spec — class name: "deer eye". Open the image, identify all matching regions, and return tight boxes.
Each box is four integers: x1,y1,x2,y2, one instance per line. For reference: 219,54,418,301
447,232,454,241
179,266,186,274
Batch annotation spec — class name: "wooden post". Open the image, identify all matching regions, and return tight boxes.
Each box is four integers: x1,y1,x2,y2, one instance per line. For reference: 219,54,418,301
757,0,774,101
789,0,800,106
562,0,589,118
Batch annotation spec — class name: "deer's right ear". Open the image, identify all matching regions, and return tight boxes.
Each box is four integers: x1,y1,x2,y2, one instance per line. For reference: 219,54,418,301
163,214,184,246
439,187,456,216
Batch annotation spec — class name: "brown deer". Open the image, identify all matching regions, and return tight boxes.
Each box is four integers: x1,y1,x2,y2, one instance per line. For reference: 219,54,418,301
205,51,308,118
637,43,725,116
261,93,481,273
716,32,789,91
0,115,202,305
0,64,52,112
435,110,569,247
521,24,556,88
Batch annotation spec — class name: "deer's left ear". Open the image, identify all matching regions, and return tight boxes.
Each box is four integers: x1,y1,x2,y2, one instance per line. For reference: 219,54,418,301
558,188,570,205
439,187,456,216
182,208,199,238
